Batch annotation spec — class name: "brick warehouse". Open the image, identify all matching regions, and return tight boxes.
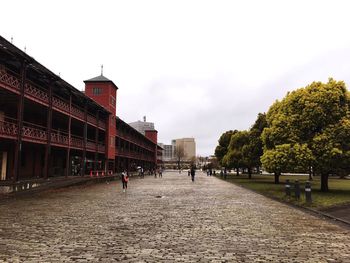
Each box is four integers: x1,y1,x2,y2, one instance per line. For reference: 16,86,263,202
0,35,162,186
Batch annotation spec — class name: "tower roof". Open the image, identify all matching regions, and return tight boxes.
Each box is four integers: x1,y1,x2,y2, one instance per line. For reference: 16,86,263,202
84,75,118,90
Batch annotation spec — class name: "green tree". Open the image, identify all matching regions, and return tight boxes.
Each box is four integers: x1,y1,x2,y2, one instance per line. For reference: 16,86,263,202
261,78,350,191
223,114,267,179
261,143,313,184
244,113,267,178
223,131,247,175
215,130,237,166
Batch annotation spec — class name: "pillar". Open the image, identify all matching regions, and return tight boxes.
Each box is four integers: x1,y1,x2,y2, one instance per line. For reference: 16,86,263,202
13,61,27,182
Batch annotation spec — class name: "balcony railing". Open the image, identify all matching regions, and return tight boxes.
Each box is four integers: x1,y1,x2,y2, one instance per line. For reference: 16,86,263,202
0,69,20,93
70,135,84,149
87,114,97,125
71,106,85,120
22,121,47,143
0,117,18,139
116,131,154,151
51,129,69,146
52,95,70,114
0,69,107,130
0,117,105,152
24,82,49,104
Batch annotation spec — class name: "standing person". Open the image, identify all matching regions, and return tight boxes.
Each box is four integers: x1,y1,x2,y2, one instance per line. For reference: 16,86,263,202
190,166,196,182
159,167,163,178
121,170,129,192
141,167,144,178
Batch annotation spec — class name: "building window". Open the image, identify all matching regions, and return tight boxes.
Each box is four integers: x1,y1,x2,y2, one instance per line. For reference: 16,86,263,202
93,87,102,95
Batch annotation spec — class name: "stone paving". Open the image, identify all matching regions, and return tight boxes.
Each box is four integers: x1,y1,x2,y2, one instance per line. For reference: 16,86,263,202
0,171,349,262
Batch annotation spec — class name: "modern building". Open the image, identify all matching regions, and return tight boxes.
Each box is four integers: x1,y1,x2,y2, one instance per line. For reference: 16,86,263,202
172,138,196,161
161,144,175,162
128,117,155,136
0,35,160,185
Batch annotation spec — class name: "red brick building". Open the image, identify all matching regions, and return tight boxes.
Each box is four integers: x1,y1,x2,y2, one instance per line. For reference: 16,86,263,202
0,35,159,184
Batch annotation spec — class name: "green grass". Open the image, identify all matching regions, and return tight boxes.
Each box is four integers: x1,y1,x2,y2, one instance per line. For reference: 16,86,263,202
221,173,350,210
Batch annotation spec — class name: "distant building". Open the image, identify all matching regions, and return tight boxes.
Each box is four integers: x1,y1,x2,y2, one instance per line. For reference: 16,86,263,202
159,143,175,162
172,138,196,161
128,117,155,135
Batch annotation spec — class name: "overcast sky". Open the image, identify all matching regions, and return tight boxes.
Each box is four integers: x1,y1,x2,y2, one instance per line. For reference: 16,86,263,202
2,0,350,156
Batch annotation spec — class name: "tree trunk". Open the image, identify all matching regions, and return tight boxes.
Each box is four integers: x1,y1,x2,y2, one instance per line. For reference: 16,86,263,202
248,167,252,179
236,167,239,176
274,172,280,184
320,173,329,192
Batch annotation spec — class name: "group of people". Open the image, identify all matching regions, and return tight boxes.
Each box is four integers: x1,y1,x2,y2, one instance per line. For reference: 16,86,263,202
121,166,199,192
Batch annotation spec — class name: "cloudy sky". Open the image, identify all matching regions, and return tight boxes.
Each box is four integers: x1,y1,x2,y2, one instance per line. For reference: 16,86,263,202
2,0,350,156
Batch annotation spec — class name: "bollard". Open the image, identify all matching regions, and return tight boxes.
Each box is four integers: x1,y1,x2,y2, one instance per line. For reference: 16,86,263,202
294,180,300,200
305,181,312,203
285,179,291,196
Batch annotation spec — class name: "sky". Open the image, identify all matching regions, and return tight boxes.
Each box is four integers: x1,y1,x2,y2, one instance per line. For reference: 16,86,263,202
1,0,350,156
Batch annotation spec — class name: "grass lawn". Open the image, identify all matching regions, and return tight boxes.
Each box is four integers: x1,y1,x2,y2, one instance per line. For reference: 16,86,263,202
221,173,350,210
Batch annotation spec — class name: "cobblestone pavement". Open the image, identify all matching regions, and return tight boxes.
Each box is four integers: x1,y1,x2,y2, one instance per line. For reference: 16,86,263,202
0,171,349,262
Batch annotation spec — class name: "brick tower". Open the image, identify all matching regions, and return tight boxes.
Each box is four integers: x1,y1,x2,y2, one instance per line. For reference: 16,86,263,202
84,72,118,169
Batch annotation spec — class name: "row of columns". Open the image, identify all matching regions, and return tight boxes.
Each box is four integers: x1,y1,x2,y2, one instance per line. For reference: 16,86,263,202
11,61,106,182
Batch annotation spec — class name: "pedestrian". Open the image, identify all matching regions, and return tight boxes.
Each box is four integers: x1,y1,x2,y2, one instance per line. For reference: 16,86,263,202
141,167,144,178
159,167,163,178
190,166,196,182
121,170,129,192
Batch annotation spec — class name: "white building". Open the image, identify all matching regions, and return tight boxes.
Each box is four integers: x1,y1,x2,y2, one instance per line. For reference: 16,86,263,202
128,116,155,135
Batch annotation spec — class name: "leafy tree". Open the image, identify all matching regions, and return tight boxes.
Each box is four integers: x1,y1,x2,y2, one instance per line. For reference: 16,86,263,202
244,113,267,178
261,78,350,191
261,143,313,184
224,114,267,179
215,130,237,166
226,131,248,176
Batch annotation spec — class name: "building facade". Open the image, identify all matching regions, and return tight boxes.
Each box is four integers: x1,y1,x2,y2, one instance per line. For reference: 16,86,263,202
173,138,196,161
161,144,175,162
0,35,159,184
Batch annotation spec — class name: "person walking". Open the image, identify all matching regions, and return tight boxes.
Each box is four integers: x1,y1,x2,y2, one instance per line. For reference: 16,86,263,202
158,167,163,178
121,170,129,192
190,166,196,182
141,167,144,178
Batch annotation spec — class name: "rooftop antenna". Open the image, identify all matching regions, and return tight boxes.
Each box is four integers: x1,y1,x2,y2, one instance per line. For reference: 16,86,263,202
101,64,103,76
10,37,13,44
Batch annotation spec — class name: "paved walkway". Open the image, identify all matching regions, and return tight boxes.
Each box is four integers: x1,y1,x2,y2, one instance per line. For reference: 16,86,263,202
0,171,349,262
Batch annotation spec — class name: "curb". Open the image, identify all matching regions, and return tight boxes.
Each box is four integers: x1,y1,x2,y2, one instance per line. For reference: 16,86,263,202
216,176,350,229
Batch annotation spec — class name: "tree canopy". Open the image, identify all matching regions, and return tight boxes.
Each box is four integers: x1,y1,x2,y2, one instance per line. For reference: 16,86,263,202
261,78,350,191
215,130,237,166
